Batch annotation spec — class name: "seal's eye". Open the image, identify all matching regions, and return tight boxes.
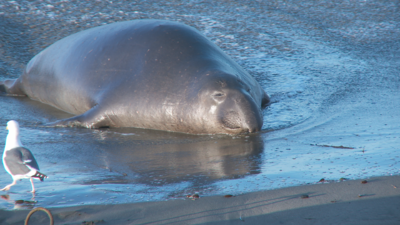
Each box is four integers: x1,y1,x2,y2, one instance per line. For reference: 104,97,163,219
213,93,225,97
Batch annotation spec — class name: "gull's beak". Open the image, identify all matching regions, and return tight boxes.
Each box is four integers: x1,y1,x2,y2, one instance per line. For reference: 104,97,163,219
6,126,8,130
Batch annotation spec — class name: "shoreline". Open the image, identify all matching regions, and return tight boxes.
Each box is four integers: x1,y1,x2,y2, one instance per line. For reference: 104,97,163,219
1,175,399,224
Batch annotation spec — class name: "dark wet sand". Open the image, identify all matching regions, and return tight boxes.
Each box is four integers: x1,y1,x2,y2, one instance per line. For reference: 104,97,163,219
1,175,399,225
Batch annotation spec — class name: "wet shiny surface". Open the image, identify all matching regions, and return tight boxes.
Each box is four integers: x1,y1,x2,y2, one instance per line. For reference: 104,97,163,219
0,0,399,209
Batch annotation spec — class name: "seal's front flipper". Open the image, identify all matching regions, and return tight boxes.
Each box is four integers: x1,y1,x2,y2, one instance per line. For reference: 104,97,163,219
46,105,115,128
0,79,26,96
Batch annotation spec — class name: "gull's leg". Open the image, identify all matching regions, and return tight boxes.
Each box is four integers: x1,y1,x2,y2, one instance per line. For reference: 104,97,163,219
30,177,36,193
1,180,17,191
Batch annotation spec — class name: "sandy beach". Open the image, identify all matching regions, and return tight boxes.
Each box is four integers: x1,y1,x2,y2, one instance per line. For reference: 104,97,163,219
1,175,399,224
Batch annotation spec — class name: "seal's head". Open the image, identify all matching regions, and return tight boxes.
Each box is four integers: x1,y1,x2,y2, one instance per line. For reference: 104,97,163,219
190,71,264,134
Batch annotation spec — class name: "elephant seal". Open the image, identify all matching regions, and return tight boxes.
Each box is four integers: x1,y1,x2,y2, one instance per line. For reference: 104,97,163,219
0,20,269,134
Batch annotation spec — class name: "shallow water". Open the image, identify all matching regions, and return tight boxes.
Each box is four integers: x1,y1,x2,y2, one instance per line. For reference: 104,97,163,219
0,0,399,209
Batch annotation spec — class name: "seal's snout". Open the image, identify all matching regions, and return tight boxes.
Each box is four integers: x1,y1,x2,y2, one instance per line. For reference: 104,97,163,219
221,111,242,130
221,111,261,133
220,92,263,134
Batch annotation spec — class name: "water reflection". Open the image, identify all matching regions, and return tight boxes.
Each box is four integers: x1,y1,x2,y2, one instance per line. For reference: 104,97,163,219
86,129,264,186
0,194,36,210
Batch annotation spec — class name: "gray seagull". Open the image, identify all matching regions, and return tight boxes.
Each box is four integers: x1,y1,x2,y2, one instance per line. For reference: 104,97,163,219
1,120,47,193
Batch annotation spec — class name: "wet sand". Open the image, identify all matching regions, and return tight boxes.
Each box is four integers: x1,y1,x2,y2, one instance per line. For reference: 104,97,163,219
1,175,399,225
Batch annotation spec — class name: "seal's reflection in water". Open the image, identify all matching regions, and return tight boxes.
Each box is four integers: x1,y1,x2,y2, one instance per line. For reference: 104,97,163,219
87,128,264,186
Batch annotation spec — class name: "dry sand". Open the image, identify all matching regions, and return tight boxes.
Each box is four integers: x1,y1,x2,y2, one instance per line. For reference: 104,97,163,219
0,175,399,225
